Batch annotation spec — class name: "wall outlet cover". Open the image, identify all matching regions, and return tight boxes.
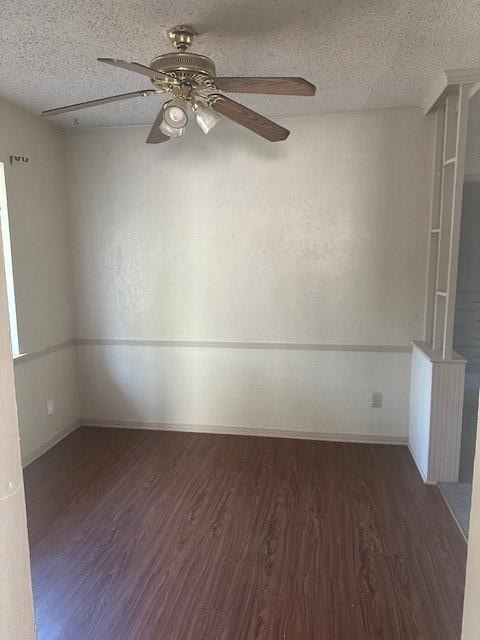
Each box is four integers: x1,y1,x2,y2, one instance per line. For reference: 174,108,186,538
371,391,383,408
47,398,54,416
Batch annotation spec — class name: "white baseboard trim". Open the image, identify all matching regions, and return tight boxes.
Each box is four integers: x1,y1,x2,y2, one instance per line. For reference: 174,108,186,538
22,419,81,468
80,418,408,446
407,442,436,485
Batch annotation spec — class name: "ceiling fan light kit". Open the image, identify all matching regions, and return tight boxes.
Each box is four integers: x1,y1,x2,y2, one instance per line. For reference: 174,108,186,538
159,118,185,138
193,102,222,134
162,98,189,128
41,25,316,144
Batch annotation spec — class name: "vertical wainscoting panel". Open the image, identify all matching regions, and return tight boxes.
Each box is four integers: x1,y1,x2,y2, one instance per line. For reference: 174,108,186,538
430,358,466,482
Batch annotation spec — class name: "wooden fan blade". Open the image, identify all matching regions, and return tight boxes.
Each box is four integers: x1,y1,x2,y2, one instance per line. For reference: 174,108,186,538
98,58,168,82
215,77,316,96
146,108,169,144
209,94,289,142
41,90,156,116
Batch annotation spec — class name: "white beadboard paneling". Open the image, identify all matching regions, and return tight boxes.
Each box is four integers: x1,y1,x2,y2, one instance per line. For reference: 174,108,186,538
429,360,465,482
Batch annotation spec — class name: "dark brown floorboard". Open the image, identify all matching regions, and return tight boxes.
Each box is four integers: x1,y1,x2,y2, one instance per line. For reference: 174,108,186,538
24,427,467,640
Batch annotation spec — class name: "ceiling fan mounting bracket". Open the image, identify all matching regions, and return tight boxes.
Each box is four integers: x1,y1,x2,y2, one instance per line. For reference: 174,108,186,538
167,25,197,52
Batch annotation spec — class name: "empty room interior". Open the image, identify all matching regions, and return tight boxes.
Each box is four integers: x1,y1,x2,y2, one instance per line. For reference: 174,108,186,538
3,2,480,639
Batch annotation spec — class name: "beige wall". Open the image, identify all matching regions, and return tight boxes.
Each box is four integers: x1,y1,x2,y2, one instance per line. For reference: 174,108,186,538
0,97,74,351
0,97,79,463
67,109,432,344
66,108,434,439
0,102,436,454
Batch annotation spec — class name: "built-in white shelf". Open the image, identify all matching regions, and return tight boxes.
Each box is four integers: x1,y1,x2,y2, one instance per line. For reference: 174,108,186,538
443,156,457,166
425,86,469,360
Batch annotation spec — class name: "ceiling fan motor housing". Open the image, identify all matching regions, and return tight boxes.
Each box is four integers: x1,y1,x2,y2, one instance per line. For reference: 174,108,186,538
150,52,216,89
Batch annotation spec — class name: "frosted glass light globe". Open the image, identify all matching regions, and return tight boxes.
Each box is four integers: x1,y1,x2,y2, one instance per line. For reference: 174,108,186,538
164,103,188,128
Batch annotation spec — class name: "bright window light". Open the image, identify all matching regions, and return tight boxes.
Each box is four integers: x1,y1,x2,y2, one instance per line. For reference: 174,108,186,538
0,162,20,357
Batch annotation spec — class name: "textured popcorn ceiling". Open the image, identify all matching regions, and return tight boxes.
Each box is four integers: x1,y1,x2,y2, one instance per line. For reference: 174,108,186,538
1,0,480,128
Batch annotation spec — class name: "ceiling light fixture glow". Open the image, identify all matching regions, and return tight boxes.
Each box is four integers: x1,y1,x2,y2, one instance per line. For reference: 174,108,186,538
194,102,221,134
159,119,185,138
163,98,188,129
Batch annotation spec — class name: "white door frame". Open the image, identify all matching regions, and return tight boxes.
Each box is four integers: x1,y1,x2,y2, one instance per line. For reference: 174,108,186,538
0,165,36,639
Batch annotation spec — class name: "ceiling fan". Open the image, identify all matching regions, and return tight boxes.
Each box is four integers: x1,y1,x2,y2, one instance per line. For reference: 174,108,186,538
41,25,316,143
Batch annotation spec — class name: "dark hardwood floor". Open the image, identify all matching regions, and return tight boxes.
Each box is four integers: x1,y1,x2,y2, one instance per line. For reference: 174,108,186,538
24,427,467,640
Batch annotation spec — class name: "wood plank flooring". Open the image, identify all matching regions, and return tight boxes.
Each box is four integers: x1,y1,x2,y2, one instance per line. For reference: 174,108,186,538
24,427,467,640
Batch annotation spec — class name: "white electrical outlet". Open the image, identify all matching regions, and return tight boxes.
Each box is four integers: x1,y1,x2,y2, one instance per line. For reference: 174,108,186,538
46,398,55,416
371,392,382,408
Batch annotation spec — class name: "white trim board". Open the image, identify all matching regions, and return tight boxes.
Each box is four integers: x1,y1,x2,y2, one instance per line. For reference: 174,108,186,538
74,338,411,353
22,419,80,468
13,339,75,365
408,443,436,485
11,338,413,362
80,419,408,446
423,68,480,114
20,419,408,469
